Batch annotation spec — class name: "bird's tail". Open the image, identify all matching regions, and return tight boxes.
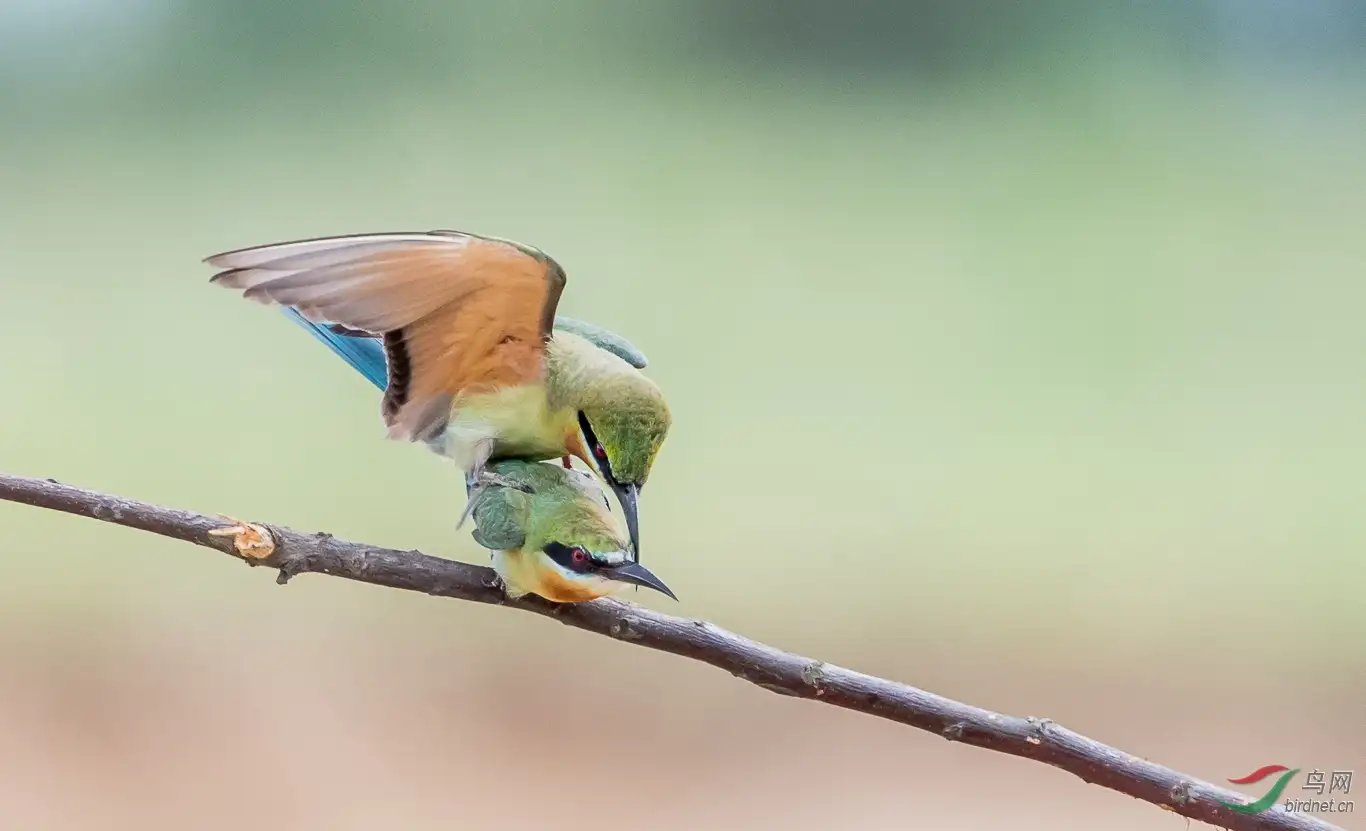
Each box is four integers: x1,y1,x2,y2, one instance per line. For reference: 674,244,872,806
280,308,389,391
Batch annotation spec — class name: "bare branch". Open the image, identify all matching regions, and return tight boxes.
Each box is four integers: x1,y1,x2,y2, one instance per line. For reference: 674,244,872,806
0,472,1342,831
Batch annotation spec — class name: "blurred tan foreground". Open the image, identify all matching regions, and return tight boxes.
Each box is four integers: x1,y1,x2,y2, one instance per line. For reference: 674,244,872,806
0,612,1360,830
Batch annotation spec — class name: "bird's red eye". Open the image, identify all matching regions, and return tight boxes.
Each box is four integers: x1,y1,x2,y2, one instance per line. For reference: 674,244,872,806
593,444,606,459
570,548,589,565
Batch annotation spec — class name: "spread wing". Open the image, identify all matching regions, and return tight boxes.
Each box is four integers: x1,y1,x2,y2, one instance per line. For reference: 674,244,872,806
208,231,566,442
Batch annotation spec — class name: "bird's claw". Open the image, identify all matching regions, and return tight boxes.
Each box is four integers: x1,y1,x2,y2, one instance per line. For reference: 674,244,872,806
475,472,531,492
208,515,276,561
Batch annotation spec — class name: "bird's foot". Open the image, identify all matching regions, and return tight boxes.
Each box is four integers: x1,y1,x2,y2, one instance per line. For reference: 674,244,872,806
475,471,532,492
208,515,276,561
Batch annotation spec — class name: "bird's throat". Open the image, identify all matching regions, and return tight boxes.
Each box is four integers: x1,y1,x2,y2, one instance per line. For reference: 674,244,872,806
493,549,612,603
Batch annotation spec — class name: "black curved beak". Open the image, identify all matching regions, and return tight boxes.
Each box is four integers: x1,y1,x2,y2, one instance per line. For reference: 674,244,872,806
606,561,676,601
610,480,641,560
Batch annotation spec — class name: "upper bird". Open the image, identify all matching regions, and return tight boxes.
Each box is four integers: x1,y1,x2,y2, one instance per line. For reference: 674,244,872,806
205,230,671,557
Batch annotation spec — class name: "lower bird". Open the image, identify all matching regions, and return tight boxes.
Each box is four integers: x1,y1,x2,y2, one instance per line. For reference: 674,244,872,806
469,459,676,603
209,457,675,603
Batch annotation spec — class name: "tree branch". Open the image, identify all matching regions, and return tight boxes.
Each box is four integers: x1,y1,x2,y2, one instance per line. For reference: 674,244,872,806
0,472,1341,831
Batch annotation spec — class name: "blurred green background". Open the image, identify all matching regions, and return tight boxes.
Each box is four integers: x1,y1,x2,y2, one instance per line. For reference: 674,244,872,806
1,2,1363,829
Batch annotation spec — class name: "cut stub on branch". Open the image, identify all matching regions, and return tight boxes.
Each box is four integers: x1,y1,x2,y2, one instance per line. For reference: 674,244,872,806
208,515,276,561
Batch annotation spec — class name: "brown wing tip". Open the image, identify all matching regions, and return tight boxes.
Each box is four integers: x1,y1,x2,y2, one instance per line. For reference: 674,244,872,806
203,250,245,269
241,283,273,302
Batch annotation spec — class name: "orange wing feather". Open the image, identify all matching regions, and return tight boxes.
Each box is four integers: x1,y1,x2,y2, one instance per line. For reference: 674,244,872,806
207,231,567,441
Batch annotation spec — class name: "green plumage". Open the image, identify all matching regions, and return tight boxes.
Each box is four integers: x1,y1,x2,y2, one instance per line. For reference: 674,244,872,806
470,459,626,557
552,317,649,368
545,331,670,487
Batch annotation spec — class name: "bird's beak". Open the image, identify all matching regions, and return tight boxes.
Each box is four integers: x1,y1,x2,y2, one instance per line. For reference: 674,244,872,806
605,561,677,601
610,480,641,559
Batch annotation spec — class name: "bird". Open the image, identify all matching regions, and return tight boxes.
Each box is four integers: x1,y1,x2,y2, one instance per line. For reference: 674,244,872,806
205,230,671,559
469,458,675,603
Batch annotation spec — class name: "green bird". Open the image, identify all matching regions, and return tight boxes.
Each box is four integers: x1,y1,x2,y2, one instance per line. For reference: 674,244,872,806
206,230,671,558
470,459,676,603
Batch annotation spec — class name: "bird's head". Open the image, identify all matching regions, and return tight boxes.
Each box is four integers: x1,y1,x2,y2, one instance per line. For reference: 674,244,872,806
522,503,675,603
569,378,671,559
529,541,676,604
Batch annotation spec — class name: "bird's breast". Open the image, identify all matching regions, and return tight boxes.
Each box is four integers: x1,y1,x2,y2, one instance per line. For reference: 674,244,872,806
446,383,577,462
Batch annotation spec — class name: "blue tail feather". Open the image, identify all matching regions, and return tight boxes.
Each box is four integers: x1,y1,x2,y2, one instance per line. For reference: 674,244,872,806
281,308,389,390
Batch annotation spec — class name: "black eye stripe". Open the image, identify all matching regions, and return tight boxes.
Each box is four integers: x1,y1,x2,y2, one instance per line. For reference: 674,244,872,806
577,412,613,479
543,541,597,574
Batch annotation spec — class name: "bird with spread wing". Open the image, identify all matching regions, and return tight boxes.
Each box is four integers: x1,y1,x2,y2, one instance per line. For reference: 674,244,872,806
205,230,671,565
